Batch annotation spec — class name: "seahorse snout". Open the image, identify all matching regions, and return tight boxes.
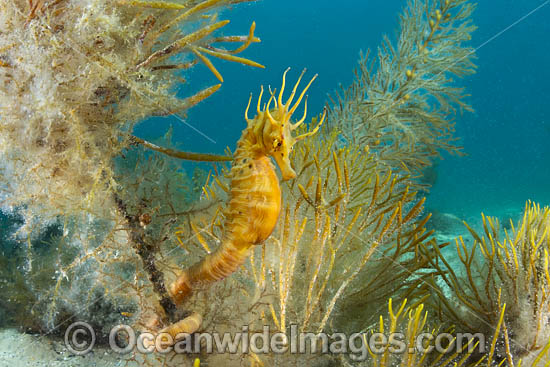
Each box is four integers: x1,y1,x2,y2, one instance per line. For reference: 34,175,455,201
273,152,296,181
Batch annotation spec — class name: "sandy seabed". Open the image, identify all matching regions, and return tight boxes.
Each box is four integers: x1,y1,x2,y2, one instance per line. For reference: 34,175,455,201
0,329,122,367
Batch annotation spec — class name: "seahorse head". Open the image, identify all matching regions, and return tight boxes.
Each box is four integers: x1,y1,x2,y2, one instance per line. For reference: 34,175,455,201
245,68,326,181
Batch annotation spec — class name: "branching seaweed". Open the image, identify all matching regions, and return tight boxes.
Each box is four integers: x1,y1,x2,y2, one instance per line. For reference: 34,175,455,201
423,201,550,365
0,0,261,219
346,298,484,367
330,0,476,181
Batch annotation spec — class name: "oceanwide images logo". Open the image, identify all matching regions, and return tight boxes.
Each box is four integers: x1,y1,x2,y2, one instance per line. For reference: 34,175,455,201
65,322,485,361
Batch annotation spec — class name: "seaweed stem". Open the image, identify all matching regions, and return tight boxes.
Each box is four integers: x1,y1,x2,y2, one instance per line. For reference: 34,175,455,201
131,135,233,161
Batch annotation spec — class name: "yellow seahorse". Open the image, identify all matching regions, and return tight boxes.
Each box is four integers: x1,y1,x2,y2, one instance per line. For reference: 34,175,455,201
170,68,325,304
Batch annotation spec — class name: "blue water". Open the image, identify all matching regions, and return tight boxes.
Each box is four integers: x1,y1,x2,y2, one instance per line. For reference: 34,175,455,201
135,0,550,223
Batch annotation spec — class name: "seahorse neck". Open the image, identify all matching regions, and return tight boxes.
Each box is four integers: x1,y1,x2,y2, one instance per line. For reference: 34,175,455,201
233,126,266,162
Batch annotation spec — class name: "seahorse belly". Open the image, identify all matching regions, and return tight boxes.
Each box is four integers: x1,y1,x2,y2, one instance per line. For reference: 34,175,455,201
170,155,281,304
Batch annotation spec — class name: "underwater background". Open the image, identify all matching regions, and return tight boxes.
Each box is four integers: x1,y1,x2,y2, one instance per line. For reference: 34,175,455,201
1,0,550,366
135,0,550,222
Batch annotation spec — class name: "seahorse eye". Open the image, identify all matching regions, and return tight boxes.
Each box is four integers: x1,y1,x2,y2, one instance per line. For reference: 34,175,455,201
277,141,282,147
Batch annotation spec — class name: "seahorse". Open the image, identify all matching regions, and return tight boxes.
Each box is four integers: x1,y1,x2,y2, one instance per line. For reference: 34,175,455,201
169,68,325,304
